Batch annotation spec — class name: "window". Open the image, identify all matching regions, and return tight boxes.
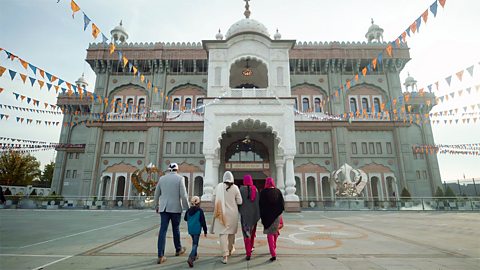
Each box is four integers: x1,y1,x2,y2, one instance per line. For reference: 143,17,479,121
302,98,310,112
352,142,357,154
299,142,305,154
350,98,357,112
362,98,370,112
306,142,312,154
369,142,375,154
313,142,319,154
128,142,134,154
419,152,425,159
126,98,134,113
114,98,122,113
104,142,110,154
183,142,188,154
362,142,368,154
68,153,74,159
138,142,144,154
175,142,181,154
196,98,204,113
294,98,298,110
416,170,421,179
374,98,381,112
66,170,71,178
138,98,146,113
114,142,120,154
72,170,77,179
376,142,382,154
190,142,195,154
323,142,329,154
121,142,127,154
185,98,192,110
173,98,180,111
75,153,79,159
386,142,393,154
423,170,428,179
165,142,172,154
314,98,322,112
199,142,203,154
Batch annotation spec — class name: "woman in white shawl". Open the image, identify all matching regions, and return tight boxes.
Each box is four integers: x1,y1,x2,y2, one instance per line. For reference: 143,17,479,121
211,171,242,264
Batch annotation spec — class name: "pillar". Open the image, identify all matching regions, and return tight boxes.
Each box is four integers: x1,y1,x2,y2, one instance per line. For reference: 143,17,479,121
201,154,219,201
284,156,299,201
275,159,285,194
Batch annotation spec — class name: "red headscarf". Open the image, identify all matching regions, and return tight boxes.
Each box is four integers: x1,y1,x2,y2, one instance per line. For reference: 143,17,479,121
265,177,275,189
243,174,256,202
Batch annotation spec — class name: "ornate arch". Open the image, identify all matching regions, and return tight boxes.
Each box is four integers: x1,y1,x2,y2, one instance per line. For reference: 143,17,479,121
348,83,387,96
167,83,206,96
359,162,392,173
291,83,328,97
109,83,148,99
105,162,138,173
295,162,330,174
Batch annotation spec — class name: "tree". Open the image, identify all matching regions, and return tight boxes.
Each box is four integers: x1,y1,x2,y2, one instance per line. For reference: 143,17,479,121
38,162,55,188
434,186,444,197
0,151,41,186
400,187,411,199
444,186,456,198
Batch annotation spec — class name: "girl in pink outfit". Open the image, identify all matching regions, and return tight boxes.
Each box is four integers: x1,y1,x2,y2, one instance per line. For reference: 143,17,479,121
259,177,285,262
238,175,260,261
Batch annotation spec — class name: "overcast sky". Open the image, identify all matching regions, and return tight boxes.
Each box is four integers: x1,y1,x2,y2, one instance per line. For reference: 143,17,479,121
0,0,479,182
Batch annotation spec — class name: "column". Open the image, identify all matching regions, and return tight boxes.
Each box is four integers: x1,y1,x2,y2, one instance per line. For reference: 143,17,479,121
275,160,285,194
284,156,299,201
201,154,219,201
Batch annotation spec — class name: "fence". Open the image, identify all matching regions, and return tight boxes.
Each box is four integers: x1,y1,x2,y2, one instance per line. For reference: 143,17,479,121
1,195,479,211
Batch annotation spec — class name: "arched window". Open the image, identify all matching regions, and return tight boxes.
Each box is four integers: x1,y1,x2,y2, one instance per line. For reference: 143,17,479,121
314,98,322,112
349,98,357,112
194,176,203,196
362,98,370,112
126,98,134,113
307,176,316,200
374,98,381,112
185,98,192,111
196,98,204,113
173,98,180,111
184,176,189,196
114,98,122,113
294,98,298,110
138,98,145,113
302,98,310,112
295,176,301,199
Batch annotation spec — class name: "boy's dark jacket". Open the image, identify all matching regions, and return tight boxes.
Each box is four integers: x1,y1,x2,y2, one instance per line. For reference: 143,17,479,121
184,206,208,235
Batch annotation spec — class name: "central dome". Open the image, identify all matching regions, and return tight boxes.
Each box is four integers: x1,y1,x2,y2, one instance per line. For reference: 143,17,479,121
225,18,270,39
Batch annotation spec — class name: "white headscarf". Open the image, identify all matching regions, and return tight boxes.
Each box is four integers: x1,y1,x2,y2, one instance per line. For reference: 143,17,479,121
213,171,234,226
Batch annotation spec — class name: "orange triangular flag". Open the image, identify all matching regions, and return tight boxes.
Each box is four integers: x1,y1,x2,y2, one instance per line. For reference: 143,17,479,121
372,58,377,70
154,87,158,93
54,85,59,93
410,21,417,34
132,66,138,75
50,75,57,83
147,81,152,89
44,103,48,109
122,56,128,67
38,80,45,89
456,70,464,81
109,43,115,54
20,74,27,83
39,69,45,78
422,9,429,23
71,0,81,18
439,0,446,8
386,44,392,57
355,74,359,82
0,88,3,93
92,23,100,39
19,59,28,70
0,66,6,76
401,31,407,42
140,75,145,82
346,80,351,89
362,67,367,77
21,95,26,101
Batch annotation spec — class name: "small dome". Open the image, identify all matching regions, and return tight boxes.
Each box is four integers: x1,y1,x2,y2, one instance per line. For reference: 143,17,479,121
75,74,88,86
225,18,270,39
274,29,282,40
404,73,417,85
365,18,384,43
215,29,224,40
111,20,129,43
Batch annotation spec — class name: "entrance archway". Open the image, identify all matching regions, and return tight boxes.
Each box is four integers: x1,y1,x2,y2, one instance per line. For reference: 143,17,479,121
116,176,126,201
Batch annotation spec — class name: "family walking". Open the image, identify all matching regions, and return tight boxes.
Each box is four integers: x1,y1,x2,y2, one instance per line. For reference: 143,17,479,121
154,163,285,267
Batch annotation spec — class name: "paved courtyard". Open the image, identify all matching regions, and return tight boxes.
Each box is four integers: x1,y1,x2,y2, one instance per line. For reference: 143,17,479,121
0,210,478,270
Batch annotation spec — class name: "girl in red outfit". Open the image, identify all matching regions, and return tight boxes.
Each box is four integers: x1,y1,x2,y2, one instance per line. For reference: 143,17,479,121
259,177,285,261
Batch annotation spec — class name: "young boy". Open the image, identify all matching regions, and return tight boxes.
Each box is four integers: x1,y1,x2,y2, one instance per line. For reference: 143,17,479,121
184,196,207,267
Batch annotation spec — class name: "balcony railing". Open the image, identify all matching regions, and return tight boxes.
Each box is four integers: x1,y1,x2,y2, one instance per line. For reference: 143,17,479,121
229,87,269,98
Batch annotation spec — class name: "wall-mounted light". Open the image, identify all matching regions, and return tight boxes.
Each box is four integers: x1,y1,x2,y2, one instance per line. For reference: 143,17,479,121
242,59,253,77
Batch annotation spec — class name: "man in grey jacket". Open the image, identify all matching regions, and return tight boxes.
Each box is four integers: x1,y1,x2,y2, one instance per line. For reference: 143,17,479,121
154,162,189,264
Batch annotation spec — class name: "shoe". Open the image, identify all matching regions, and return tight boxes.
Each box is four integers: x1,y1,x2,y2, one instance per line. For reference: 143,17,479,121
194,255,199,261
246,255,251,261
187,257,194,268
221,256,228,264
175,247,186,256
228,246,235,256
157,256,166,264
269,256,276,262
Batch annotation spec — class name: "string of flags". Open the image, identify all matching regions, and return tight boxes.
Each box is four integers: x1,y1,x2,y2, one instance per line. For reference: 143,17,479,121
10,92,59,110
0,137,57,145
0,113,60,126
0,103,62,115
0,147,56,154
435,84,480,104
413,143,480,156
327,0,448,104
